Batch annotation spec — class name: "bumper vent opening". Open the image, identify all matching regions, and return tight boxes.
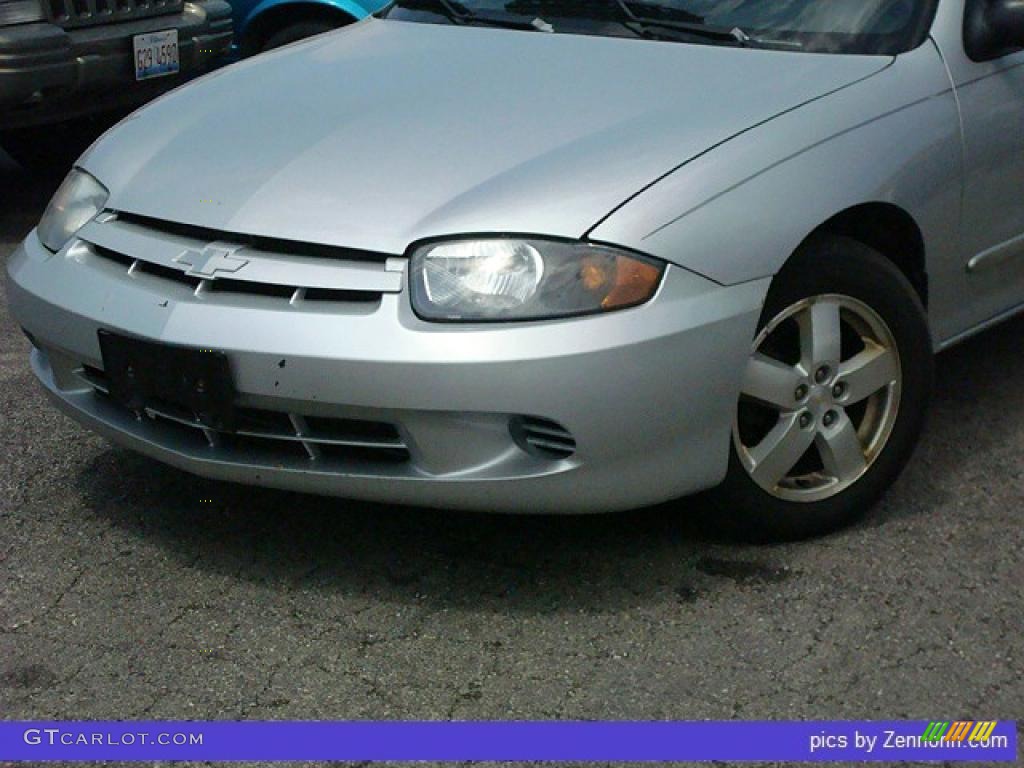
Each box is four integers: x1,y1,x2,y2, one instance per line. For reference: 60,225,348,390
92,245,135,269
79,364,110,394
207,279,294,299
136,259,202,289
74,366,410,466
510,416,576,460
303,287,381,304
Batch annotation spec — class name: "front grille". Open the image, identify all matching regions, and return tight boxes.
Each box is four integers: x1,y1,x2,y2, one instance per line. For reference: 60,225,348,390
116,213,393,264
510,416,576,460
46,0,183,29
78,365,410,465
129,253,199,288
78,214,403,310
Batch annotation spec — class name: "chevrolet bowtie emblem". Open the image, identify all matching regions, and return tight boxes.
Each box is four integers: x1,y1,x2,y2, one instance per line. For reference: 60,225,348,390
174,243,248,278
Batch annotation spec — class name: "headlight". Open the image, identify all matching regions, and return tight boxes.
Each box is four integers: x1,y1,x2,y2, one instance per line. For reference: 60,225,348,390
37,169,109,253
410,238,665,321
0,0,45,24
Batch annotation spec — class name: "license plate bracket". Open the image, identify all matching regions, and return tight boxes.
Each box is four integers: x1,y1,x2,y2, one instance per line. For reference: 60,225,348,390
98,331,236,430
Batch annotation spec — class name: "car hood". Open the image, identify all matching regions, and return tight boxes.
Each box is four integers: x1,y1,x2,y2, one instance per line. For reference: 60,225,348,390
82,18,889,255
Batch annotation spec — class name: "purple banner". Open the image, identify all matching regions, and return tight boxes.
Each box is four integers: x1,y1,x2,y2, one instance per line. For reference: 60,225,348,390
0,720,1017,762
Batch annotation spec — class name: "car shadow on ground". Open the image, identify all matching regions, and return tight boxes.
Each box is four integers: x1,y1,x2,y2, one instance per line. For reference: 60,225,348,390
9,129,1019,611
0,147,757,614
78,444,736,614
71,309,1024,613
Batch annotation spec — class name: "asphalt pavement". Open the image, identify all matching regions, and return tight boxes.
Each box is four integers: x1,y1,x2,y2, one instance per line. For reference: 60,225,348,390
0,149,1021,767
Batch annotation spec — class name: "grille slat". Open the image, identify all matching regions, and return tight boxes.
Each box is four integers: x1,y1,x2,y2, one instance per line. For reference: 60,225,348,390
517,423,574,441
510,416,576,460
47,0,180,27
522,436,576,454
75,367,410,466
134,258,203,290
83,218,395,308
115,212,394,264
233,427,406,451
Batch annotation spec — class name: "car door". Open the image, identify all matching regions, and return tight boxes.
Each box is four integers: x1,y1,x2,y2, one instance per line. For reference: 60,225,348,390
934,0,1024,334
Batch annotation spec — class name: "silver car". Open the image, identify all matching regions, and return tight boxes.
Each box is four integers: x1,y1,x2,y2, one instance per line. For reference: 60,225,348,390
8,0,1024,540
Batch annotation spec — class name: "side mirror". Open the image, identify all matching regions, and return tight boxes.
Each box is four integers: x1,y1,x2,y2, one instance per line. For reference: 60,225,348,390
965,0,1024,61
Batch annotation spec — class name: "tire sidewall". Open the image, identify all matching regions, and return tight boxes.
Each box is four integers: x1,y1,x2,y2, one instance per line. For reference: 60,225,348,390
263,21,340,51
711,235,933,542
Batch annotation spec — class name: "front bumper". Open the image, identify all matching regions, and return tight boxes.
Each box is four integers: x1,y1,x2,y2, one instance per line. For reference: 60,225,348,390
0,1,232,128
6,225,769,513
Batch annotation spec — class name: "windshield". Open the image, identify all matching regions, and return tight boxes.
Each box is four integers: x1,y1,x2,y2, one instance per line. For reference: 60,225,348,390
381,0,939,54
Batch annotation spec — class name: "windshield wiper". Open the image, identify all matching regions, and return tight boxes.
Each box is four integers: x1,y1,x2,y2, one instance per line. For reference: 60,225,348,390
409,0,554,32
614,0,704,26
611,0,772,47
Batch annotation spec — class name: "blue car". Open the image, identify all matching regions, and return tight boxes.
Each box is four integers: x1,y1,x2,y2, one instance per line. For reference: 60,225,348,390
228,0,388,57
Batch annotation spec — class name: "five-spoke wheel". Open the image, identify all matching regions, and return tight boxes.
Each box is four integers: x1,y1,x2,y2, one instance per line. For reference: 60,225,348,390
708,235,932,541
735,294,901,502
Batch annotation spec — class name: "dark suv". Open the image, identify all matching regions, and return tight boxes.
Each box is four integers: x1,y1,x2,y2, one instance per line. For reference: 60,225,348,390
0,0,232,168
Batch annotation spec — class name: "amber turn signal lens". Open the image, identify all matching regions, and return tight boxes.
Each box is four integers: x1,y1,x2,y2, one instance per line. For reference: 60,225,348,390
602,256,663,309
411,238,665,321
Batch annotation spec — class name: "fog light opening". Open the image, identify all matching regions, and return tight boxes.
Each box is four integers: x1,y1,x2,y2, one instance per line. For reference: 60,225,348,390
509,415,576,460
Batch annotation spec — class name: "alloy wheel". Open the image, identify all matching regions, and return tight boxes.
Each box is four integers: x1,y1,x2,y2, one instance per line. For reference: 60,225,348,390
733,293,902,503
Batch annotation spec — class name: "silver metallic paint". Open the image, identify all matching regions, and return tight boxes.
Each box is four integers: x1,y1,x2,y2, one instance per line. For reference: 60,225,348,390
590,41,968,342
8,1,1024,511
934,0,1024,335
76,19,890,258
9,230,768,511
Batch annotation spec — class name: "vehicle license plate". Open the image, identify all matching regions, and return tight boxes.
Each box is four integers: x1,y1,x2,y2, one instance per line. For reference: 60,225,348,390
98,330,236,430
133,30,179,81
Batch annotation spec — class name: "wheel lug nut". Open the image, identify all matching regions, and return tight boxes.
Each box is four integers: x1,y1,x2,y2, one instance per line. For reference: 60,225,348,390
799,413,813,429
815,365,831,384
832,382,846,398
823,410,838,428
795,384,808,401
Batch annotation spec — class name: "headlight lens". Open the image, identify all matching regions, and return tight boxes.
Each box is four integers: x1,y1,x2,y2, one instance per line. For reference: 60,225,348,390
0,0,45,25
410,238,664,321
37,169,109,252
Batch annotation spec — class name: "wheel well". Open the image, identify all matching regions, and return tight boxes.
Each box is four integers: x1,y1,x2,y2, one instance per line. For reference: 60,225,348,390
241,2,356,56
812,203,929,307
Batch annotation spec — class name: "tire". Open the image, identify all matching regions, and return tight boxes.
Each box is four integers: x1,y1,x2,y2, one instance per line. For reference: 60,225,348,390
261,20,341,51
706,234,933,542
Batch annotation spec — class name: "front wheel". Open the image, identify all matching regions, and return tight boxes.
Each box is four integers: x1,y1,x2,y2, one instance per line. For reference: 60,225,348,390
261,20,342,51
707,235,933,542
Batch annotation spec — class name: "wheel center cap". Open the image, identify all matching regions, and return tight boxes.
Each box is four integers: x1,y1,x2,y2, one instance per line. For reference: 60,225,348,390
807,387,832,416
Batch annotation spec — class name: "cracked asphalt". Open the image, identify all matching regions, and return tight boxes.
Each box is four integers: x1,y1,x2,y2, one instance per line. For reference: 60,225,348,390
1,150,1022,767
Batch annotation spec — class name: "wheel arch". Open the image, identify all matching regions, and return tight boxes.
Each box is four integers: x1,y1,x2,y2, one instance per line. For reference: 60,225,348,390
239,0,364,55
586,47,959,318
805,203,929,308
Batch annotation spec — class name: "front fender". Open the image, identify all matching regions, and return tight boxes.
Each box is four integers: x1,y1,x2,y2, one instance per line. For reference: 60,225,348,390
589,41,962,325
241,0,387,37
